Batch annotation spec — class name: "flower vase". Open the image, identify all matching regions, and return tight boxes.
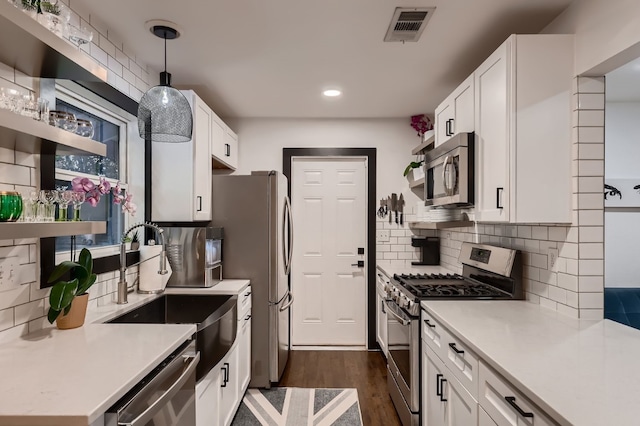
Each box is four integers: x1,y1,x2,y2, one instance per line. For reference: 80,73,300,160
422,129,435,142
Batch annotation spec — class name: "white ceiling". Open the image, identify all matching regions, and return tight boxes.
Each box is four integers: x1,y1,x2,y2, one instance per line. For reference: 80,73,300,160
74,0,573,118
607,57,640,102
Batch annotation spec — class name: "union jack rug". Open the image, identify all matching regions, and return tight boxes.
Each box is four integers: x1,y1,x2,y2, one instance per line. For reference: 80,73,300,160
231,387,363,426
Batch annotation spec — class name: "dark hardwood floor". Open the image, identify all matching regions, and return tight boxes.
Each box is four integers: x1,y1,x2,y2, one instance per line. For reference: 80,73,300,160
278,350,401,426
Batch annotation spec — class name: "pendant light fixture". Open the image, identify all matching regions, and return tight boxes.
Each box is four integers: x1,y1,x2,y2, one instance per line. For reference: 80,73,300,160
137,22,192,143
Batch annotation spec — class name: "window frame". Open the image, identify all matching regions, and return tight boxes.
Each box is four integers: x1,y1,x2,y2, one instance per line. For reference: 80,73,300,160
53,83,135,263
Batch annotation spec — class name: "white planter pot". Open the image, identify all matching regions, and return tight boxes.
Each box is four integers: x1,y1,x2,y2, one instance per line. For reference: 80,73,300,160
407,167,425,184
422,129,435,142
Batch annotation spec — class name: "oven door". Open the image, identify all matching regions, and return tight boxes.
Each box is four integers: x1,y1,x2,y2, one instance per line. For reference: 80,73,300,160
386,299,419,413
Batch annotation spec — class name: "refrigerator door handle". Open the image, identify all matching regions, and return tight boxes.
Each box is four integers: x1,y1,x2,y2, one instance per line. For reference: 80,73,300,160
279,291,294,312
283,195,294,276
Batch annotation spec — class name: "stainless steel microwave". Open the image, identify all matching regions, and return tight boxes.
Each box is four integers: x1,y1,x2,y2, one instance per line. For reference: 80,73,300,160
424,132,474,207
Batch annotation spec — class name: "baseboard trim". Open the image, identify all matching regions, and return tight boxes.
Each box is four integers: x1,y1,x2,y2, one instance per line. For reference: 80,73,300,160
292,345,367,351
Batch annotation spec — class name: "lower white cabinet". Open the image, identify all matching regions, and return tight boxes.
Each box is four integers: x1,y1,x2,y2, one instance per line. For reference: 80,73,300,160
479,406,498,426
478,361,556,426
196,297,251,426
422,345,477,426
375,271,388,356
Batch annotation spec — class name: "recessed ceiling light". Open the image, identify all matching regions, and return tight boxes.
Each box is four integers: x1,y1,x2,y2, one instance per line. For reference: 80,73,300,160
323,89,342,97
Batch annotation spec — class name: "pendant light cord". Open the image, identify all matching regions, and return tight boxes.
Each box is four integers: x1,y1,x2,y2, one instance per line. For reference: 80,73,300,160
164,30,167,73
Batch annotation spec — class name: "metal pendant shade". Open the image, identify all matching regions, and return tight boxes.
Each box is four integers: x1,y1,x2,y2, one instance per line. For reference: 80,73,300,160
137,25,192,143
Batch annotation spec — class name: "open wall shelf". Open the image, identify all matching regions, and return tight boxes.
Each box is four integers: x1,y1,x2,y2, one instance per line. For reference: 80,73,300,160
408,221,474,230
0,221,106,239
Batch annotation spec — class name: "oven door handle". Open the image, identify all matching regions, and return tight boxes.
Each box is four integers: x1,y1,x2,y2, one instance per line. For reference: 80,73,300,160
117,352,200,426
385,300,410,326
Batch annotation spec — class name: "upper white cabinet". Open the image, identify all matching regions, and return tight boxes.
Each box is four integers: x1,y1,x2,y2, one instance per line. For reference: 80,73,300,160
435,75,474,147
211,117,238,171
474,34,573,223
151,90,212,222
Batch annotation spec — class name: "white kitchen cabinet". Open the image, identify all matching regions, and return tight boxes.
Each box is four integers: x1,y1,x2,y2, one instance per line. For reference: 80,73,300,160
376,271,389,357
196,292,252,426
151,90,212,222
434,74,474,147
479,406,498,426
478,361,556,426
211,117,239,171
422,345,478,426
474,34,573,223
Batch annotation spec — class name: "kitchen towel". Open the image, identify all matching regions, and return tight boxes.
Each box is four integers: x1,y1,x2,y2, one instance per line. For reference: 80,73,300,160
138,244,172,292
232,388,363,426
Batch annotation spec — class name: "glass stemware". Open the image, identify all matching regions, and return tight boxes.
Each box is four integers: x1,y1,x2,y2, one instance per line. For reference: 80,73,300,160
71,191,85,221
28,190,41,222
39,190,58,222
57,190,73,221
75,119,94,138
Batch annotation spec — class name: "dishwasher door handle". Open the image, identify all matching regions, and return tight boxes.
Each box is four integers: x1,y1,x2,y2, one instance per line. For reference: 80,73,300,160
120,352,200,426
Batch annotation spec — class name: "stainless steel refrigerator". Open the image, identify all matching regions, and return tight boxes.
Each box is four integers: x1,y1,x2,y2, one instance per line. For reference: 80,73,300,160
211,171,293,388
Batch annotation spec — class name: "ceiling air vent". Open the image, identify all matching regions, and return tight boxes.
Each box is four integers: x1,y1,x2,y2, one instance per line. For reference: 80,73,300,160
384,7,435,42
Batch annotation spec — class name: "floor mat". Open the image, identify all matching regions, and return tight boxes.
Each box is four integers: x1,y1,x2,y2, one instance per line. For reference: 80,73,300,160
231,387,363,426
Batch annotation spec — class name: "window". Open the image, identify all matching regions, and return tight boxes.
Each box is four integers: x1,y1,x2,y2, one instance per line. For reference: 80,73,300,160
53,85,133,259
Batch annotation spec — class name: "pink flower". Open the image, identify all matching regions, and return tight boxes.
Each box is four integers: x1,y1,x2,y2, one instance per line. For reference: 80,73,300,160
86,189,101,207
112,181,122,196
122,200,137,215
97,177,111,195
71,177,95,193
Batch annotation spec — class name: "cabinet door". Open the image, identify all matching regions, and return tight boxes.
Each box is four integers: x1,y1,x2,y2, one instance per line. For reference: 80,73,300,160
435,100,453,147
475,38,511,223
211,117,226,167
193,99,212,221
219,348,240,426
376,291,388,356
423,346,446,426
223,128,239,170
479,407,498,426
239,314,252,393
443,367,478,426
196,365,221,426
452,75,474,136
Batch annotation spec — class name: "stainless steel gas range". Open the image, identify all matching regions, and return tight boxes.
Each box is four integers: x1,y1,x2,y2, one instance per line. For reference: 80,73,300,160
386,242,523,426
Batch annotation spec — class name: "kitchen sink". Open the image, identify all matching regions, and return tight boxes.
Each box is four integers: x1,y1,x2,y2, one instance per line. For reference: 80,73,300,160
108,294,237,381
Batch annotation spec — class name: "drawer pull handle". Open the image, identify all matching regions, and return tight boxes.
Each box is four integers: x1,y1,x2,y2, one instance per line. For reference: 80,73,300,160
244,291,252,297
245,314,251,321
439,377,448,402
449,342,464,354
424,319,436,328
505,396,534,418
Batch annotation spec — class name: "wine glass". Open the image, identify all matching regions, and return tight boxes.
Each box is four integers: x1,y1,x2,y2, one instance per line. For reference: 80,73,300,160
57,190,74,221
71,191,85,221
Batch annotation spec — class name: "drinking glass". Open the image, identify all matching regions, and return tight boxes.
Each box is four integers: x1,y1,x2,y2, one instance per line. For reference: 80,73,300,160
75,119,94,138
37,98,50,122
67,25,93,49
57,190,73,221
71,191,85,221
29,190,41,222
39,190,57,222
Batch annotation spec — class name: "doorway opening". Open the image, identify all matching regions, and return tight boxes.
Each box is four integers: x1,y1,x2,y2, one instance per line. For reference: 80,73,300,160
284,148,377,349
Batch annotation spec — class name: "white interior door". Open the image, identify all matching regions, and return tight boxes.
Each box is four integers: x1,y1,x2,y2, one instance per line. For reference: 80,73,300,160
291,157,367,346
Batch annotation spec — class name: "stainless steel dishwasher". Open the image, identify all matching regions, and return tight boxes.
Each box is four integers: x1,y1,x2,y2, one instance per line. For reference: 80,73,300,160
105,341,199,426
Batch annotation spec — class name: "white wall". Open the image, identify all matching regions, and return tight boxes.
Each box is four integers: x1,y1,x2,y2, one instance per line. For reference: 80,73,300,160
543,0,640,76
604,102,640,288
231,118,424,206
605,102,640,178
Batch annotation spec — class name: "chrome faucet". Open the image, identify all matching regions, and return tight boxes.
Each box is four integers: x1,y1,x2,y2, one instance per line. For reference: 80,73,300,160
117,222,168,304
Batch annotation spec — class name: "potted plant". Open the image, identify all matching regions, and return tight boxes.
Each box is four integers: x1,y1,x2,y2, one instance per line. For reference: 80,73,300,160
411,114,434,142
404,160,425,184
47,248,97,330
131,230,140,251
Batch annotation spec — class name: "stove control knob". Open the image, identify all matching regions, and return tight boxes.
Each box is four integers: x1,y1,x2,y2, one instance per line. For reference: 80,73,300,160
406,299,413,310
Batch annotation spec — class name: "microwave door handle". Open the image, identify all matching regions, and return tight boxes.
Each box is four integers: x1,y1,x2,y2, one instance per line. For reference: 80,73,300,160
441,155,450,196
448,158,458,196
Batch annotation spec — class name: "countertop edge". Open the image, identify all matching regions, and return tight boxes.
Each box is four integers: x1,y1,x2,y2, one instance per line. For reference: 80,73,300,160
421,301,573,426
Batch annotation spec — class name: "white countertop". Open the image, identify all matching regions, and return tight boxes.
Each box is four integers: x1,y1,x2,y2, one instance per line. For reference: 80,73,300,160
376,262,453,278
0,324,196,426
0,279,250,426
421,300,640,426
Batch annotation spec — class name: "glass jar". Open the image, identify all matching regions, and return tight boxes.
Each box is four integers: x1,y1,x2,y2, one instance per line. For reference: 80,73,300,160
0,191,23,222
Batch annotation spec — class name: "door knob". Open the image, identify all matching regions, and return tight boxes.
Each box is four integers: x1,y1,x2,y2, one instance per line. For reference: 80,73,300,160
351,261,365,268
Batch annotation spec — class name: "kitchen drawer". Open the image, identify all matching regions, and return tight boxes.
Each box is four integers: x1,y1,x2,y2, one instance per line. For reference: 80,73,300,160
443,327,479,400
421,310,447,361
238,286,252,319
376,270,389,291
479,361,558,426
